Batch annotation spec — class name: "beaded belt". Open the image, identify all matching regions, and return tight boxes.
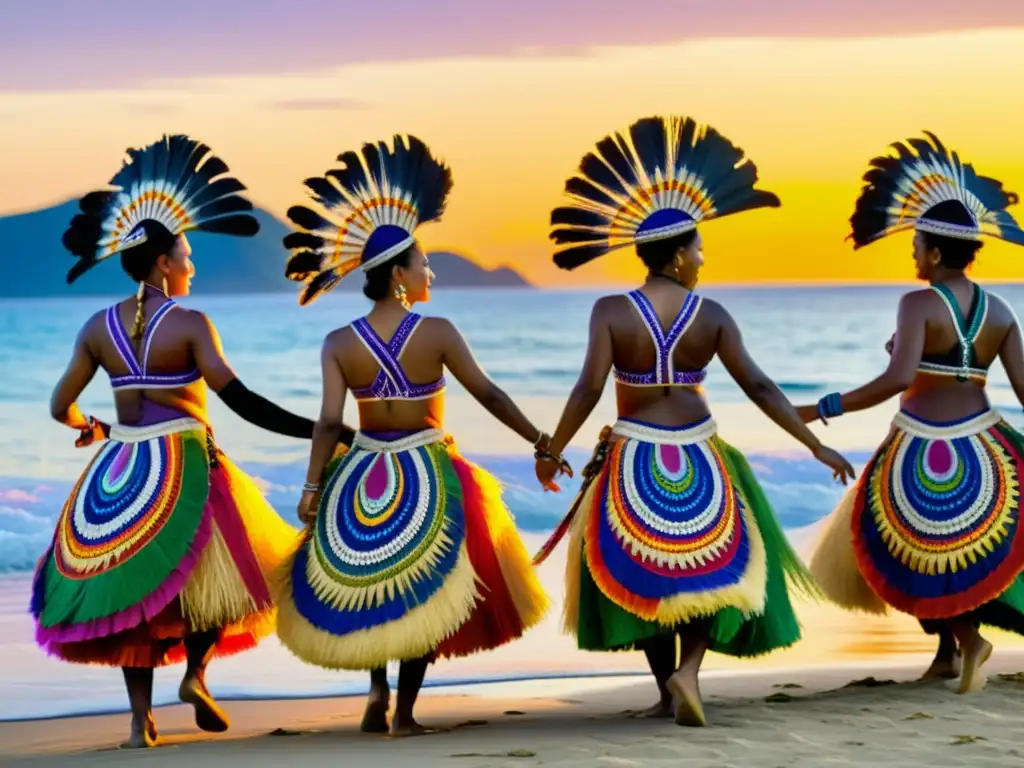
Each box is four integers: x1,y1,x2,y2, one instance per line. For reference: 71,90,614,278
891,409,1002,440
352,428,446,453
108,417,206,443
611,416,718,445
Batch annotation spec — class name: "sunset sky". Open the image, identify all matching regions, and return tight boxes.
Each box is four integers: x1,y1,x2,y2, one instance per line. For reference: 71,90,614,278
2,2,1023,286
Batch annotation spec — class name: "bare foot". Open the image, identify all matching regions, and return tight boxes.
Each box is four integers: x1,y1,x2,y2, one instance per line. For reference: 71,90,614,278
361,682,391,733
921,650,962,681
389,716,436,738
666,669,706,727
120,715,158,749
179,674,230,732
630,700,673,719
958,637,993,694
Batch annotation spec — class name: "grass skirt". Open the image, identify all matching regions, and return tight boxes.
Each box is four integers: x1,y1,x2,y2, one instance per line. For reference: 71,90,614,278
562,418,816,657
810,409,1024,626
31,417,296,667
273,429,548,669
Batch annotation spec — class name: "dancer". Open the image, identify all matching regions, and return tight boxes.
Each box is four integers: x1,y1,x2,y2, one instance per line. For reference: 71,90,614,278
882,332,963,680
274,134,555,736
33,134,353,749
804,132,1024,693
534,115,856,727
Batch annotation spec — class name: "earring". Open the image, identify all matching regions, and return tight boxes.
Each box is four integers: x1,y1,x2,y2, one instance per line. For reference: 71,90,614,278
161,276,169,296
394,284,410,310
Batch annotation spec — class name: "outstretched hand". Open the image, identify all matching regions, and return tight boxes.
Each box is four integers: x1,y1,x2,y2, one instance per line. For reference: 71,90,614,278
813,444,856,486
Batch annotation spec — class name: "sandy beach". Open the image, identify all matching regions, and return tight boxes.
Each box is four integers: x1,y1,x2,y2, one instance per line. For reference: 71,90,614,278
5,652,1024,766
6,395,1024,763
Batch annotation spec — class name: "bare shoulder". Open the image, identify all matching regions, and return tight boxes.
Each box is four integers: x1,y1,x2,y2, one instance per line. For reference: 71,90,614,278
77,309,108,347
593,293,629,321
418,315,458,340
323,325,356,352
80,308,107,334
173,309,221,342
175,306,215,331
694,297,732,328
984,289,1020,323
898,287,936,310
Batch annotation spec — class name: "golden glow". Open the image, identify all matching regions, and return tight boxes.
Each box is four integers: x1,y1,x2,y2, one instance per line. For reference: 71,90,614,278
2,29,1024,286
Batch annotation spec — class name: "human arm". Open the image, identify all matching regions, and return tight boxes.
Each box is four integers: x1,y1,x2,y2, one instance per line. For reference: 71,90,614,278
298,336,350,524
717,306,823,452
440,319,543,445
546,298,614,459
533,300,614,490
717,305,854,482
190,312,354,443
802,294,924,422
995,296,1024,409
49,320,108,445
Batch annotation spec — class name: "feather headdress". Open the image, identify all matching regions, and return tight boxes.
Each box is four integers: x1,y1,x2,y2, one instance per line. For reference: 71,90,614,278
62,135,259,283
549,115,780,270
283,134,453,305
849,131,1023,249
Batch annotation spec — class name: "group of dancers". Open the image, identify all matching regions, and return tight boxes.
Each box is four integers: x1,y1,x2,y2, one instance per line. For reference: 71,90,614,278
31,114,1024,748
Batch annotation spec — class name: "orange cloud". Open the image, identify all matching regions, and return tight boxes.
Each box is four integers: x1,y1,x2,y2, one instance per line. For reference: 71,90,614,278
2,29,1023,287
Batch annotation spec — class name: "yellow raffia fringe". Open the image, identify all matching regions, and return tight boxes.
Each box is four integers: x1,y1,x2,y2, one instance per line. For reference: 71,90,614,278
179,455,299,633
460,455,549,630
219,454,302,572
273,540,483,669
809,482,887,615
180,523,261,631
654,502,768,625
561,480,597,637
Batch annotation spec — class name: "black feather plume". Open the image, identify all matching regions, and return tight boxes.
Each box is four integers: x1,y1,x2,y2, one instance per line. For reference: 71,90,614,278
848,132,1024,249
61,134,259,283
549,115,779,270
283,134,454,305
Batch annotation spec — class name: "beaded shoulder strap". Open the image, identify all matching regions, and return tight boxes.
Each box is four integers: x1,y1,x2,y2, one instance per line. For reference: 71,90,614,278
931,283,988,375
139,300,178,374
351,313,423,393
625,290,702,383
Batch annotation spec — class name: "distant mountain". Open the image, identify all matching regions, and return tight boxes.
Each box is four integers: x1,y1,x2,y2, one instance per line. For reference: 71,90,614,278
337,251,530,291
0,200,532,297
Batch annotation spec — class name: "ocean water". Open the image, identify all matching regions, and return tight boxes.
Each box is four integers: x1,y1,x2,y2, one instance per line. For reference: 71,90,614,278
3,284,1024,721
4,284,1024,572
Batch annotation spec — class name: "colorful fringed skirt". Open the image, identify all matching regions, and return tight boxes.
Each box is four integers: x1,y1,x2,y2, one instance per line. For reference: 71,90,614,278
274,428,548,669
810,409,1024,628
31,417,297,667
557,417,816,657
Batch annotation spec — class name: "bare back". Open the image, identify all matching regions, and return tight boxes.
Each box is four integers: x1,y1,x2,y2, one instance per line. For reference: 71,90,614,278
608,283,724,426
330,312,449,433
901,282,1017,421
76,296,217,428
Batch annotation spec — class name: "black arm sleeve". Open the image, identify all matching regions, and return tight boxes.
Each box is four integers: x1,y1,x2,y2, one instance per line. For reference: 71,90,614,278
217,379,354,445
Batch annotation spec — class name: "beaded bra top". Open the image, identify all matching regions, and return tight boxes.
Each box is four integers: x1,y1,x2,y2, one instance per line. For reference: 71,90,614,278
917,283,990,383
106,300,201,391
613,290,707,388
350,313,446,401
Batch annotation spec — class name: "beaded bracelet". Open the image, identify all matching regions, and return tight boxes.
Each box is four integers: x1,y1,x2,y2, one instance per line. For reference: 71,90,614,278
816,392,844,425
534,445,571,473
